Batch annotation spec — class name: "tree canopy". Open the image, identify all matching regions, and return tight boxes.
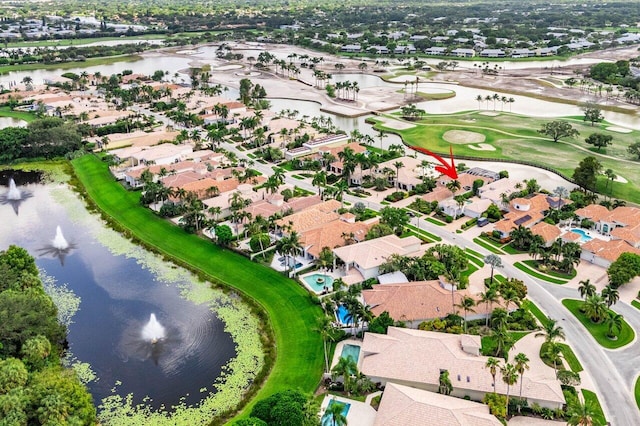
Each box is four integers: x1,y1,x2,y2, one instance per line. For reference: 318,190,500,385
538,121,579,142
572,156,601,191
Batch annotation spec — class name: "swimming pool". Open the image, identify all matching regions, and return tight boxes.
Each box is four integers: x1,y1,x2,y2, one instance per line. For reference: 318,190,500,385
322,400,351,426
336,305,353,326
340,344,361,363
571,228,593,243
302,273,334,292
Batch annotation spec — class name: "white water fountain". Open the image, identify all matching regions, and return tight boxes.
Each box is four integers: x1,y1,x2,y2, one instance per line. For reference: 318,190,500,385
142,314,166,344
52,226,70,250
7,178,21,200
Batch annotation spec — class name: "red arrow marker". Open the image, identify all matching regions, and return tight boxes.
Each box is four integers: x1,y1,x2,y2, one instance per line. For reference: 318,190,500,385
411,145,458,180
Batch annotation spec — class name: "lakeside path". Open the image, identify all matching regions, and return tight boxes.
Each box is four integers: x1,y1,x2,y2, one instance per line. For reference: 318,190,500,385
71,155,324,421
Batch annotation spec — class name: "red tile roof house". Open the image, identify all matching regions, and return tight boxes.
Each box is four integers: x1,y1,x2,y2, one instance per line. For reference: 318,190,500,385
575,205,640,267
359,328,565,410
493,194,569,239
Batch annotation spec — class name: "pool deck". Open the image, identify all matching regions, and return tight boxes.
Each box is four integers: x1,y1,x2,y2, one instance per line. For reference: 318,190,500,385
320,394,377,426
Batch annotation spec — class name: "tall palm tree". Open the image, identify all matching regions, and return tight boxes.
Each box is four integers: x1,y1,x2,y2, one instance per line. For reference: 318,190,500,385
543,341,563,373
331,356,357,395
501,363,519,415
583,294,607,323
393,161,404,189
578,279,596,300
514,352,530,411
484,254,503,286
479,286,499,327
376,129,387,151
535,318,566,344
324,400,347,426
312,170,327,196
604,311,623,339
445,180,461,197
486,357,500,392
316,317,338,373
601,285,619,307
455,296,476,333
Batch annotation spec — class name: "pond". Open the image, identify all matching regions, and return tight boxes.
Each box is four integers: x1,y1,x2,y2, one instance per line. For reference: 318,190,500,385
0,171,263,422
0,116,27,128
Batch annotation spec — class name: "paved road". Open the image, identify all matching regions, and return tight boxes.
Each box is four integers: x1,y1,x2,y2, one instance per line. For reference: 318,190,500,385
134,105,640,425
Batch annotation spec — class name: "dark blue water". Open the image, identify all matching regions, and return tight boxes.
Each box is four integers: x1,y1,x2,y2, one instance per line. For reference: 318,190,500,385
0,180,237,410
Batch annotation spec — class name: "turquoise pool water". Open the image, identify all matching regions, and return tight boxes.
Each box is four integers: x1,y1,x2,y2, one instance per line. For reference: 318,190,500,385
303,273,334,292
341,344,361,363
571,228,593,242
322,400,351,426
336,305,353,326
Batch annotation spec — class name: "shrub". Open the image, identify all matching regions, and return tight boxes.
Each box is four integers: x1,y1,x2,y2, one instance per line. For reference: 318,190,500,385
483,393,507,419
384,191,407,202
445,215,453,223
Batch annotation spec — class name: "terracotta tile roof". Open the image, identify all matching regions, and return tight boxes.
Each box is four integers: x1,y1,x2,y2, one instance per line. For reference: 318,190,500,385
374,383,502,426
581,239,640,263
181,178,229,199
603,206,640,227
363,281,501,322
361,328,565,406
562,231,581,242
301,220,371,258
422,187,452,203
275,200,341,233
333,234,423,270
530,222,561,244
610,226,640,246
574,204,610,222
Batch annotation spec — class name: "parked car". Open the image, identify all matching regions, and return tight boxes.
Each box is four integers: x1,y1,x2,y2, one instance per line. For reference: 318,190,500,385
477,217,489,227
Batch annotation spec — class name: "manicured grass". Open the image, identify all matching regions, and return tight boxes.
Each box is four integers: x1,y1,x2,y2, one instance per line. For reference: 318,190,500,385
465,254,484,268
71,155,323,420
562,299,635,349
424,216,446,226
461,264,479,281
582,389,607,426
405,224,442,242
501,242,524,255
514,262,568,284
473,237,504,254
481,331,529,358
522,299,550,328
0,106,36,122
0,55,142,74
557,343,583,373
523,260,577,279
632,300,640,311
635,376,640,411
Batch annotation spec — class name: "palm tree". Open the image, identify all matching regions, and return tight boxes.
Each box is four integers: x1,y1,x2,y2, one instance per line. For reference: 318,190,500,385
331,355,357,395
583,294,607,323
393,161,404,189
445,180,461,197
480,287,499,327
312,170,327,196
601,285,619,307
455,296,476,333
535,318,565,344
376,129,387,151
486,357,500,392
543,341,563,373
492,323,513,358
514,352,530,412
484,254,503,286
438,370,453,395
316,317,338,373
578,279,596,300
501,363,519,415
476,94,484,110
324,400,347,426
604,311,623,339
567,394,603,426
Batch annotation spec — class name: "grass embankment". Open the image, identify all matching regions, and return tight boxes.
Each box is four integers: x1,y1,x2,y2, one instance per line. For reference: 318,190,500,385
0,54,142,74
562,299,635,349
373,110,640,203
557,343,583,373
5,34,168,48
632,300,640,311
635,376,640,411
71,155,323,420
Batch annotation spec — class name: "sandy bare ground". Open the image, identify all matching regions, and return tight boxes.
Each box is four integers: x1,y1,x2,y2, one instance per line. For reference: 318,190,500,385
607,126,633,133
443,130,486,143
378,117,416,130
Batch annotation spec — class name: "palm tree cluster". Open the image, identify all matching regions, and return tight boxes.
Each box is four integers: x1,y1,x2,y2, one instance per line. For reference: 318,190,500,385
332,80,360,101
578,279,622,338
485,352,530,417
475,93,515,111
535,318,566,374
510,226,581,274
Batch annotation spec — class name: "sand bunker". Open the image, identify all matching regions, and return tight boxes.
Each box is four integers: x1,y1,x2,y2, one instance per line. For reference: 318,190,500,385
479,111,500,117
443,130,486,144
381,118,416,130
607,126,632,134
468,143,496,151
613,175,629,183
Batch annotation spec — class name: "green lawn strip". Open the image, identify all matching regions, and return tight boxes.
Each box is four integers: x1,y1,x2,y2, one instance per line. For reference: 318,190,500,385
522,260,576,280
514,262,568,285
461,264,479,281
0,54,142,74
562,299,635,349
501,243,524,255
472,237,504,254
557,343,583,373
635,376,640,411
522,299,550,328
0,106,36,122
632,300,640,310
424,216,446,226
464,247,484,259
71,155,323,419
465,253,484,268
581,389,607,426
405,224,442,242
